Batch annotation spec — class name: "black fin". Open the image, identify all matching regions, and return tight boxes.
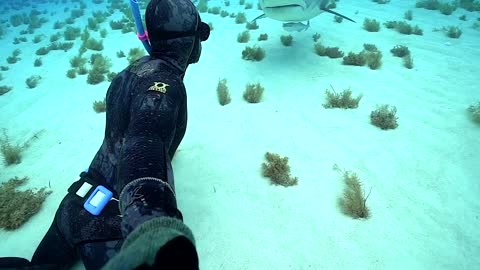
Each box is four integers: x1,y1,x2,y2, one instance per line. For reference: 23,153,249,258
251,13,267,23
321,8,356,23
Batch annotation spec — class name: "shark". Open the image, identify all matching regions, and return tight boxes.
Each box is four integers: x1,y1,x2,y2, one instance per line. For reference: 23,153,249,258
252,0,355,31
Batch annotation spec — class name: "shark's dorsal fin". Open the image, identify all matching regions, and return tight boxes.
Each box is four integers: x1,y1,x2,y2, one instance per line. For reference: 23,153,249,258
251,13,267,23
321,8,356,23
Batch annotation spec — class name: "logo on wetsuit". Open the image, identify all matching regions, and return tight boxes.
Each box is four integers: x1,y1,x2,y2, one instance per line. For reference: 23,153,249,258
148,82,169,93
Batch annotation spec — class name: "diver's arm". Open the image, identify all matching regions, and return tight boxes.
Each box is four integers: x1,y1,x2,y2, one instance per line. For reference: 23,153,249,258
104,77,198,270
115,76,184,235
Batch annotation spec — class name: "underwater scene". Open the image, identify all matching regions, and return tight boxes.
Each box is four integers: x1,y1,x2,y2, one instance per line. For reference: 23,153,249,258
0,0,479,269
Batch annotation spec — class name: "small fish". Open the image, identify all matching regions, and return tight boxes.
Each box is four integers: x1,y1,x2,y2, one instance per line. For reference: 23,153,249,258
282,21,310,32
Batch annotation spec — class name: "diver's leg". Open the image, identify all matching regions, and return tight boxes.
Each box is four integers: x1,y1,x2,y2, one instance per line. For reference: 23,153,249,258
54,190,123,269
30,212,78,269
0,257,31,268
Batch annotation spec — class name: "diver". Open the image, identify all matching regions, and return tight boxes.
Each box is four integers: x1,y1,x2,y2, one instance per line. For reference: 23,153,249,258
0,0,210,269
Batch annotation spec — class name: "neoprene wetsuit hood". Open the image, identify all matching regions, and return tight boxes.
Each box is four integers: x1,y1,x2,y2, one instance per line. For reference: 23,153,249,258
145,0,210,73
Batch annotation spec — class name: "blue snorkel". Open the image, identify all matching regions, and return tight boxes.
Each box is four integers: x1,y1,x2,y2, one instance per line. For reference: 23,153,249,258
129,0,152,54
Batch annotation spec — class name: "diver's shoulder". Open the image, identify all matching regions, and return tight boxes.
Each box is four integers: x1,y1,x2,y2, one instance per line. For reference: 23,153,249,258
127,56,180,79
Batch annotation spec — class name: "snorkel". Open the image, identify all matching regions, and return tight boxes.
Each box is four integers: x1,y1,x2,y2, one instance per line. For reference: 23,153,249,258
129,0,152,54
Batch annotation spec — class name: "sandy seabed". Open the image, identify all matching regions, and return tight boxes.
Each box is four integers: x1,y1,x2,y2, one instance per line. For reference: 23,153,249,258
0,0,479,269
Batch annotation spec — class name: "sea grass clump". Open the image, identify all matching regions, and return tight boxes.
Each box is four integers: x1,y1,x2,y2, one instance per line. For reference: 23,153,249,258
445,26,462,38
467,102,480,124
0,176,52,230
370,104,399,130
235,12,247,24
363,43,378,52
390,45,410,57
246,21,259,30
243,83,264,103
258,33,268,41
333,164,371,219
0,85,13,96
92,98,106,113
207,6,221,15
197,0,208,13
87,54,111,84
0,129,43,165
323,85,363,109
363,18,381,32
242,46,265,61
280,35,293,46
237,30,250,43
404,10,413,20
262,152,298,187
216,78,231,106
383,20,423,35
403,54,414,69
314,43,344,58
342,51,367,66
127,47,146,64
26,75,42,89
66,69,77,79
365,51,382,70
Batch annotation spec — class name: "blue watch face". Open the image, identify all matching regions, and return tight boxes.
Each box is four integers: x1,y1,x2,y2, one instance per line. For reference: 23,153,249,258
84,186,113,215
